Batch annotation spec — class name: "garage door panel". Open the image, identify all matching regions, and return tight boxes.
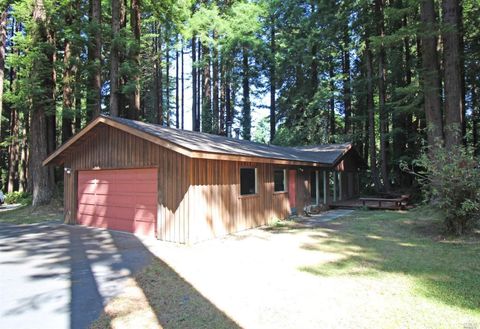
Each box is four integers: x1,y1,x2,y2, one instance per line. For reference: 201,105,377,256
134,208,156,222
78,194,97,205
94,194,135,207
78,204,97,216
79,183,97,192
134,183,158,193
135,194,157,206
77,168,158,237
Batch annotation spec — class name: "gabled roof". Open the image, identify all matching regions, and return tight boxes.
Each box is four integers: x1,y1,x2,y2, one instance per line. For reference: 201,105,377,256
43,115,357,167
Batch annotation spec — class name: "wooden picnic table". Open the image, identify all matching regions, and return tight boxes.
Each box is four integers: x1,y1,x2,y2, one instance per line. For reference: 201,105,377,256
359,195,410,210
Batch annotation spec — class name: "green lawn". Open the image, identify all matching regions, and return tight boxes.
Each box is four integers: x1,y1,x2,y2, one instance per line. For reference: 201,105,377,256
92,208,480,329
0,202,63,224
285,208,480,328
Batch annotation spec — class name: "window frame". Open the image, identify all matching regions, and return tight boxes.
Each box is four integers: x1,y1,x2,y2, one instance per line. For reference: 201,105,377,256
273,168,287,193
239,167,258,197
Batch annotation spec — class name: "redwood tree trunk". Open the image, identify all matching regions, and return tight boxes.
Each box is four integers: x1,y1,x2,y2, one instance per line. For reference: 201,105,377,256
130,0,141,119
365,39,381,192
181,45,184,130
442,0,463,148
270,14,276,142
329,60,335,141
0,9,6,143
62,6,74,143
241,47,251,140
87,0,101,118
201,40,211,133
175,44,179,128
343,29,352,135
109,0,123,116
191,36,197,131
212,32,219,134
420,0,443,147
7,108,19,193
375,0,390,191
30,0,54,205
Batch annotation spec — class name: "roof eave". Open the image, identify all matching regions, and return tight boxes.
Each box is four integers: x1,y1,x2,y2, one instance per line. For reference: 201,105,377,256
43,115,341,168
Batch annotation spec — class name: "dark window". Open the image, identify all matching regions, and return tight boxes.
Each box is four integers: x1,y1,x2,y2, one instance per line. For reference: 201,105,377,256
240,168,257,195
274,169,286,192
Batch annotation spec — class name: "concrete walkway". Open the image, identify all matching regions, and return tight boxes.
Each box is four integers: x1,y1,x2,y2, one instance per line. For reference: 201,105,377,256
0,222,152,329
294,209,354,226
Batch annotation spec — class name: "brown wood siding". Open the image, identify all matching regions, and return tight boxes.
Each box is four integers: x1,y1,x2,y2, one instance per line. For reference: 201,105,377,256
63,170,76,224
62,123,290,243
188,159,290,243
63,124,190,243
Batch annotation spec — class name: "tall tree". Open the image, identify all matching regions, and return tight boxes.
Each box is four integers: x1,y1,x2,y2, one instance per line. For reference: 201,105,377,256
365,38,381,191
212,31,219,134
201,39,211,133
420,0,443,147
109,0,124,116
269,12,276,142
191,36,198,130
30,0,54,205
87,0,101,118
374,0,390,191
62,1,75,143
130,0,141,118
0,7,7,144
241,46,251,140
442,0,464,148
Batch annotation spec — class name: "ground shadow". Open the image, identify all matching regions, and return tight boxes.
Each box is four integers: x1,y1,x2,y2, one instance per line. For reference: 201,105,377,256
0,221,240,329
265,210,480,311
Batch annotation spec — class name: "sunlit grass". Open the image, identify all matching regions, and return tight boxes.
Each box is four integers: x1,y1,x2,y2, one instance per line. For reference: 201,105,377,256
0,202,63,224
290,207,480,327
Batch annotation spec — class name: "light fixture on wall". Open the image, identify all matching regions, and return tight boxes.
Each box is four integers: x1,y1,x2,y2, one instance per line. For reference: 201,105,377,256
64,167,72,175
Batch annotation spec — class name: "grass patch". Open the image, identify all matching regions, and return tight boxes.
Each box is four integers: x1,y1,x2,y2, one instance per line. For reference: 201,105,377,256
277,207,480,326
0,200,63,224
91,256,240,329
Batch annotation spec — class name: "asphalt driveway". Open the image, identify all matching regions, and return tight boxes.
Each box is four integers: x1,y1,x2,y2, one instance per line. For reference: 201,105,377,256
0,222,152,329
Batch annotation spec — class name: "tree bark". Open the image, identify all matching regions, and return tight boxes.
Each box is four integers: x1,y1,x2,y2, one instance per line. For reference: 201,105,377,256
472,81,479,155
154,25,163,125
109,0,124,116
374,0,390,191
181,44,184,130
212,32,219,134
220,56,226,135
270,13,276,143
342,29,352,135
175,42,179,128
7,108,19,193
19,116,28,193
329,59,335,141
130,0,141,119
365,39,381,192
30,0,54,205
197,40,201,130
166,37,170,126
442,0,463,148
241,47,251,140
62,4,74,143
0,9,6,143
201,40,211,133
87,0,101,119
420,0,443,147
191,36,198,131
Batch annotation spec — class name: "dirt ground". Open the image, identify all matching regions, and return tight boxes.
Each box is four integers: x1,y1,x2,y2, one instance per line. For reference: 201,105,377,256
141,220,371,329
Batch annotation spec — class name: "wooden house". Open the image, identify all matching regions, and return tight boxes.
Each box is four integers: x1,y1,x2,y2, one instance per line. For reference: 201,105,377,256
44,115,363,243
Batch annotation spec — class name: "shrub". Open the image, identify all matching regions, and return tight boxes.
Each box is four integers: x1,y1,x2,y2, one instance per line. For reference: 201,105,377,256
5,191,32,205
402,145,480,235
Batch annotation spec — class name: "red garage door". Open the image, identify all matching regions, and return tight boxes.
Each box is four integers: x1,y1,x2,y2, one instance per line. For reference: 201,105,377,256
77,168,158,236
